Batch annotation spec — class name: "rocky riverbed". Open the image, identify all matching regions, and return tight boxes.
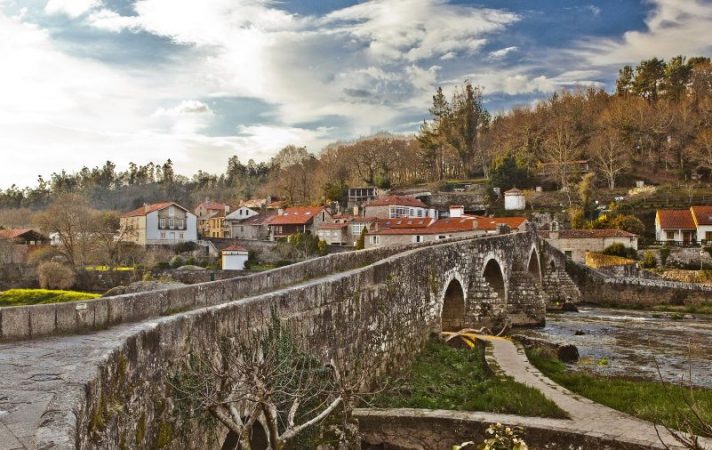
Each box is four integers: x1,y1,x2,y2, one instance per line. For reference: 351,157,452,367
521,307,712,388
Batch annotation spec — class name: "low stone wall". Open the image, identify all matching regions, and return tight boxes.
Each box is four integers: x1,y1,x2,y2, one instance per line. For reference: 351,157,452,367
566,259,712,307
0,263,37,290
356,409,654,450
0,235,481,342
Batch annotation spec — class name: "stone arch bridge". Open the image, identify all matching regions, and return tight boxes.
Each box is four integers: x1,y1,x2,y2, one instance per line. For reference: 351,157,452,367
0,229,580,449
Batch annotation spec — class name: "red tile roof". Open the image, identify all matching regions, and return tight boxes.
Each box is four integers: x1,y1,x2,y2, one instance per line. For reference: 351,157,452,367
269,207,326,226
657,209,696,230
371,217,477,235
473,216,528,231
539,229,638,239
222,245,248,253
122,202,185,218
365,195,427,208
377,218,433,229
691,206,712,226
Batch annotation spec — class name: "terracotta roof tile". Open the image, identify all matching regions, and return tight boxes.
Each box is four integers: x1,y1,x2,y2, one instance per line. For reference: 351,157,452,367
657,209,696,230
222,245,248,253
121,202,185,218
269,207,327,225
691,206,712,226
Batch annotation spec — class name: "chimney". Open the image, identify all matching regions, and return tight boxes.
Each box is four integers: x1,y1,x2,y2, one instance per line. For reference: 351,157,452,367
550,220,560,240
353,206,359,216
449,205,464,218
278,208,284,216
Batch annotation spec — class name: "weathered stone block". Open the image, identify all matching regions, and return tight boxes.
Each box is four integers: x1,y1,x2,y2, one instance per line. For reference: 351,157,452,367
0,307,30,340
29,305,56,337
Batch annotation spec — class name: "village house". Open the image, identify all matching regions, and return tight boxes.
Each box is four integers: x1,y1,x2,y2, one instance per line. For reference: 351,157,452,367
0,228,49,263
364,205,528,249
347,186,379,208
119,202,197,247
316,215,378,246
221,245,249,270
538,227,638,263
194,201,230,237
268,206,333,240
656,206,712,244
363,195,436,219
230,210,277,241
207,210,229,239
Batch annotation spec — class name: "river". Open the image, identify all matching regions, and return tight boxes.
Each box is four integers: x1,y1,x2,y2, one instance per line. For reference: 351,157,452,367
520,307,712,388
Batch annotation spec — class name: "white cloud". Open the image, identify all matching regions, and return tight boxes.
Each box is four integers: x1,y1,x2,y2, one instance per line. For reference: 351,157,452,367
44,0,99,18
577,0,712,65
86,8,141,32
488,46,518,59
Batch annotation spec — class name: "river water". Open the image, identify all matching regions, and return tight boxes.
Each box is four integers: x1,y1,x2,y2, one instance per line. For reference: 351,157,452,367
520,307,712,388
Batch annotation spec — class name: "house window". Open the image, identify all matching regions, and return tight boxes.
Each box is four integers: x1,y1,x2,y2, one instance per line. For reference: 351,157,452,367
371,236,380,245
179,233,184,239
240,226,244,232
389,206,409,218
351,223,365,235
160,218,167,228
417,209,423,217
438,235,446,240
414,235,423,243
666,231,675,240
160,232,166,239
564,251,572,258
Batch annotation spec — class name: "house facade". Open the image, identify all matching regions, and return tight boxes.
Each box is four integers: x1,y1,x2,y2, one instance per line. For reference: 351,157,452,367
268,207,333,240
120,202,197,247
316,215,378,246
655,206,712,244
364,195,435,219
347,187,378,208
539,228,638,263
221,245,249,270
194,201,230,237
230,211,277,241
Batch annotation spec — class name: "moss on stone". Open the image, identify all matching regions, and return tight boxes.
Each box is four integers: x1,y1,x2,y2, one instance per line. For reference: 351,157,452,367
88,397,107,442
135,412,147,446
152,420,174,449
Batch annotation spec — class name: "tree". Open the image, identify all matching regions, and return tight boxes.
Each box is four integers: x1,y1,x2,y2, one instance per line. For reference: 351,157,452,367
171,320,347,450
610,214,645,236
590,126,629,189
33,194,95,268
616,65,635,96
632,58,666,101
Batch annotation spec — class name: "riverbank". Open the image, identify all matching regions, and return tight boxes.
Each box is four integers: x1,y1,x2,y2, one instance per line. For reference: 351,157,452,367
526,347,712,435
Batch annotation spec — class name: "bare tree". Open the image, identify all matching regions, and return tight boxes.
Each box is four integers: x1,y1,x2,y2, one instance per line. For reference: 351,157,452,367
170,322,349,450
590,127,630,189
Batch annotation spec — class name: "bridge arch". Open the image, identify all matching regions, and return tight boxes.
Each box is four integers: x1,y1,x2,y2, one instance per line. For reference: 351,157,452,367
481,257,506,302
527,245,542,284
440,276,466,331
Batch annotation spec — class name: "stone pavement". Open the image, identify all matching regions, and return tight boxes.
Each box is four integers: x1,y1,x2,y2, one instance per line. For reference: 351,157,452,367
477,335,712,449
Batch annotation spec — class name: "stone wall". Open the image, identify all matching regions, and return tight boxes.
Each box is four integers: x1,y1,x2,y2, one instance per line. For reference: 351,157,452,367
566,258,712,307
27,231,570,449
0,263,37,290
357,409,653,450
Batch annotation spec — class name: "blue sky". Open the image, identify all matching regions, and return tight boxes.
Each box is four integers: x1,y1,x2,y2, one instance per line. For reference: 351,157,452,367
1,0,711,187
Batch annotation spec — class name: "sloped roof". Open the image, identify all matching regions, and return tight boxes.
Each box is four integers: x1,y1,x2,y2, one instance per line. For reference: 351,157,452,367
539,229,638,239
691,206,712,226
122,202,187,218
0,228,46,240
269,207,326,226
196,201,229,211
504,188,523,194
240,210,278,225
657,209,696,230
473,216,528,231
365,195,427,208
377,218,433,229
371,217,477,236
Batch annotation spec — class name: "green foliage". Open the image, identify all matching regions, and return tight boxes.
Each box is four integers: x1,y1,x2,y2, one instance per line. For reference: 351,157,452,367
173,241,197,254
323,181,348,205
355,227,367,250
371,339,567,418
317,239,329,256
640,250,657,268
0,288,99,307
568,207,586,229
602,243,638,259
488,156,533,191
609,214,645,236
288,232,328,259
526,348,712,435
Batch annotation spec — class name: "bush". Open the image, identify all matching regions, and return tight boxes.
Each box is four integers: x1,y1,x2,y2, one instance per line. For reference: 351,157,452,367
355,227,367,250
317,239,329,256
609,214,645,236
173,241,198,254
169,255,185,268
640,250,657,268
37,261,76,290
659,246,671,267
602,243,638,259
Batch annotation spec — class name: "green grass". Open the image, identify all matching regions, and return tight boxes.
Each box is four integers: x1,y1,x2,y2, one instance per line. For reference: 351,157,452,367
0,289,100,307
84,265,135,272
370,339,568,418
246,263,278,272
526,348,712,434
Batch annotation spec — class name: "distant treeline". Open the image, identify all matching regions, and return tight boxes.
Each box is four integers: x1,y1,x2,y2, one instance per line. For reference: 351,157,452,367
2,55,711,213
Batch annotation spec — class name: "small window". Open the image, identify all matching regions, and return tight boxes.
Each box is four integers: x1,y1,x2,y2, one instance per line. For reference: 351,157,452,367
666,231,675,240
160,232,166,239
564,250,572,258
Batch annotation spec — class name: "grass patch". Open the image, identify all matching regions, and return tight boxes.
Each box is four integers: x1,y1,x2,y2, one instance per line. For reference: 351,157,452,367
526,348,712,434
84,265,135,272
0,289,99,307
246,263,278,272
370,339,568,418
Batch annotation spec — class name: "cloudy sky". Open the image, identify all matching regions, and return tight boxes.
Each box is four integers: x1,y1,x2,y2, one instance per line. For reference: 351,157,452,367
1,0,711,188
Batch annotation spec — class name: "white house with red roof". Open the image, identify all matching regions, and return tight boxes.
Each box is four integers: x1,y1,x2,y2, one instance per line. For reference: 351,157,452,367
656,206,712,244
221,245,249,270
268,206,333,240
119,202,197,247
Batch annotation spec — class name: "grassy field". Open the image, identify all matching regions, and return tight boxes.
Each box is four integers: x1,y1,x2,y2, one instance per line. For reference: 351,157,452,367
370,339,568,418
526,348,712,434
0,289,100,307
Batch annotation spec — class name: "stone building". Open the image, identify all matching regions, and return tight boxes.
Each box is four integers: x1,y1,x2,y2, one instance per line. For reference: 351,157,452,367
268,206,333,240
538,228,638,263
364,195,435,219
229,210,277,241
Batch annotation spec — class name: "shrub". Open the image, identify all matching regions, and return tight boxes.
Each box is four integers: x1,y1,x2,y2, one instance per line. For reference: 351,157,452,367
640,250,657,268
659,246,671,267
317,239,329,256
169,255,185,268
37,261,76,290
602,243,637,259
355,227,367,250
609,214,645,236
173,241,198,254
